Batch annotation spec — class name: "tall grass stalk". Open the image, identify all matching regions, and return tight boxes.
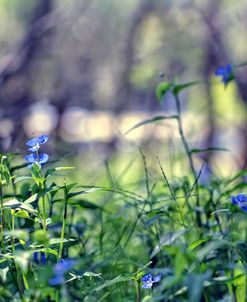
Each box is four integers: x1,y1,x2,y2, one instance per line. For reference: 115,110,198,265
0,185,5,251
59,183,68,259
174,94,202,227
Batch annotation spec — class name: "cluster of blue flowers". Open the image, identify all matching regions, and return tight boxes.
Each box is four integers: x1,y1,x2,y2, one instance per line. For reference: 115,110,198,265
231,194,247,212
141,273,162,289
49,259,75,286
24,135,49,168
215,64,234,87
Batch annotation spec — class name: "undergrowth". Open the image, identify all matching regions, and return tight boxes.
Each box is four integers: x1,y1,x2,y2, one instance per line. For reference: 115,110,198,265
0,63,247,302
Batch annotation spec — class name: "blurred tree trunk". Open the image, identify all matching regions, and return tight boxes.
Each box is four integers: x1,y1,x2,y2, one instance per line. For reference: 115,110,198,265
115,0,156,114
201,1,221,167
0,0,54,151
201,1,247,169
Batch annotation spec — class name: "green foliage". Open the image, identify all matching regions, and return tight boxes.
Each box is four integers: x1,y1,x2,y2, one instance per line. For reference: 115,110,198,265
155,80,204,103
0,60,246,301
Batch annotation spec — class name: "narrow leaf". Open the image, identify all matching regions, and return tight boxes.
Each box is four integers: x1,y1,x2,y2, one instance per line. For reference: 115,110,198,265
124,115,178,135
173,80,205,95
190,147,228,154
155,82,174,102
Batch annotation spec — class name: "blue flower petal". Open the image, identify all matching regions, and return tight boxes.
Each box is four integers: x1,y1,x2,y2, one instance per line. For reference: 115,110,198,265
33,252,39,263
236,194,247,203
215,66,225,76
230,196,238,205
24,154,37,163
240,205,247,212
48,275,65,286
41,252,46,265
142,274,152,282
153,275,162,283
141,282,153,289
38,135,49,145
26,137,39,147
215,64,233,86
54,259,75,275
38,153,49,164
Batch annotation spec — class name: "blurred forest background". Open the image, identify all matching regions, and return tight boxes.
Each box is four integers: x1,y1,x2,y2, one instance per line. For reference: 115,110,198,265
0,0,247,178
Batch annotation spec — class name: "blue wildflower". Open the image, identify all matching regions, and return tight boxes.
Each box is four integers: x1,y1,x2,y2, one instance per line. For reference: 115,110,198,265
54,259,75,275
24,153,49,168
49,275,65,286
231,194,247,212
49,259,75,286
215,64,234,87
141,273,161,289
24,135,49,168
26,135,49,152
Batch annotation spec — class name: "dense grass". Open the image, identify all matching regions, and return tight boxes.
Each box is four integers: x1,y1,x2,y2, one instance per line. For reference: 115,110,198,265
1,66,247,301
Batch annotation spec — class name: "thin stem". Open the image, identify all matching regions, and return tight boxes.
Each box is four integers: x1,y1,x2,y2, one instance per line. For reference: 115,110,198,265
0,185,5,251
11,213,30,297
42,195,47,231
135,281,141,302
55,289,59,302
157,157,186,228
59,184,68,260
11,213,15,253
22,273,29,291
174,94,202,227
10,269,27,302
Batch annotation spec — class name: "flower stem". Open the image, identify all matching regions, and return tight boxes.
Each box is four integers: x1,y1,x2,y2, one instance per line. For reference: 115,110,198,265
174,94,202,227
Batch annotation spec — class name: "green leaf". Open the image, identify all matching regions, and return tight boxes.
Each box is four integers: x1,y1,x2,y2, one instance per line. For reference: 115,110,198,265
49,238,78,245
68,199,102,210
67,187,101,199
95,274,132,291
124,115,178,135
31,162,41,178
196,240,230,261
83,272,102,277
33,248,58,258
190,147,229,154
12,209,29,218
3,199,20,209
19,202,37,214
186,271,212,302
155,82,174,103
141,296,152,302
211,209,229,216
173,80,204,95
4,199,36,215
24,186,61,204
44,166,75,178
233,266,246,302
225,169,247,185
14,176,32,184
188,238,209,251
